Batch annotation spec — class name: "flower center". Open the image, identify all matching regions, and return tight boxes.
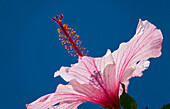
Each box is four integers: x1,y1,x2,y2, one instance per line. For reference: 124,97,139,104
89,71,103,86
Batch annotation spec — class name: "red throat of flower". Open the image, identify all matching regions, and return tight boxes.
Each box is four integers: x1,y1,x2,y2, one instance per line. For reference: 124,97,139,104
52,14,88,57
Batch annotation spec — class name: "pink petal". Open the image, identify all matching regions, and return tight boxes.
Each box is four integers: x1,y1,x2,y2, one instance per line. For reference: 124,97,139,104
53,50,118,108
54,66,71,81
112,19,163,91
103,64,117,96
26,81,115,109
118,60,149,95
54,50,114,90
26,93,55,109
69,80,105,99
54,57,96,84
26,84,88,109
131,60,150,77
102,64,120,107
69,79,114,108
95,49,115,75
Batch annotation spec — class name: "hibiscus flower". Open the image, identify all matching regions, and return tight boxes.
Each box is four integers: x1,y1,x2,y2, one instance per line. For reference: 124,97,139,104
26,19,163,109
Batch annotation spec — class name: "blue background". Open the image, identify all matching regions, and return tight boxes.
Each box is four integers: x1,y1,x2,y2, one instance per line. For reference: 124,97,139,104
0,0,170,109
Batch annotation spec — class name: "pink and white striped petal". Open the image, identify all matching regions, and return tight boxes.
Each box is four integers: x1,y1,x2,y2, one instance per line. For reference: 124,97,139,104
26,81,114,109
54,50,114,90
112,19,163,92
26,84,88,109
54,56,98,85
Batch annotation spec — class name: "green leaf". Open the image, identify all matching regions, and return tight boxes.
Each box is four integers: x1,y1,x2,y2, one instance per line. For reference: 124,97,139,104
119,83,137,109
161,103,170,109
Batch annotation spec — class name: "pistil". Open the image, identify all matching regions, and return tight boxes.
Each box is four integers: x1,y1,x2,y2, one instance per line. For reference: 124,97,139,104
52,14,84,57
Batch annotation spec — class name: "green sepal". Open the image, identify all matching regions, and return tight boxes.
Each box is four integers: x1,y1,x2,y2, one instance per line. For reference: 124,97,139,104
161,103,170,109
119,83,137,109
